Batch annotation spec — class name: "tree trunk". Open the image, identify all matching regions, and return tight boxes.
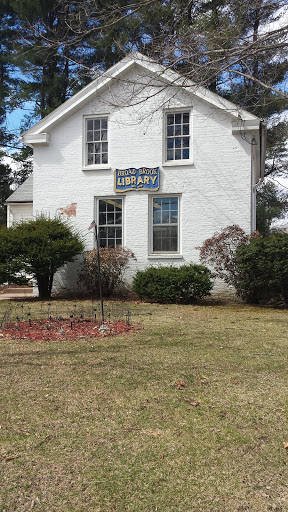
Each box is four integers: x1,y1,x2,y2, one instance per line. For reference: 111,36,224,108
36,274,54,299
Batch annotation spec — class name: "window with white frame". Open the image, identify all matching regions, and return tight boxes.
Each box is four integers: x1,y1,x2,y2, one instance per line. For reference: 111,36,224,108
98,198,122,248
165,112,190,162
86,118,108,165
152,196,179,252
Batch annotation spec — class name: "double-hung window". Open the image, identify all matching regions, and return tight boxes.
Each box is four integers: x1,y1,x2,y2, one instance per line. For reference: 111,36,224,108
165,111,190,162
98,198,123,248
86,118,108,166
152,196,179,253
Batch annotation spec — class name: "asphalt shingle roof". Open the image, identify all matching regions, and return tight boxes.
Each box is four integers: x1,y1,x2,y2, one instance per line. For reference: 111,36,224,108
6,174,33,203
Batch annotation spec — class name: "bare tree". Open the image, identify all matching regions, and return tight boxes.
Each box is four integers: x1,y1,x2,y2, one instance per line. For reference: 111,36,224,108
19,0,287,98
11,0,288,179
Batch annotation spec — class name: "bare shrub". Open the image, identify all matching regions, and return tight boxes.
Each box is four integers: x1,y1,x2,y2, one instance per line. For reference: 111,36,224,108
78,247,135,298
198,225,261,290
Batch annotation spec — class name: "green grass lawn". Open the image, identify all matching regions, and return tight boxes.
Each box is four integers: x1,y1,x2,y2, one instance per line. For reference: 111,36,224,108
1,299,288,511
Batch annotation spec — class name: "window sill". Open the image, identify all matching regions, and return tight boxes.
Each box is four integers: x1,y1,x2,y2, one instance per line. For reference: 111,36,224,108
162,160,193,167
148,254,183,259
82,164,111,171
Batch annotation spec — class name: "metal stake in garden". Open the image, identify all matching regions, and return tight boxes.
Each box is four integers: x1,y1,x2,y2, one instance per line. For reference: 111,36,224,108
88,220,105,324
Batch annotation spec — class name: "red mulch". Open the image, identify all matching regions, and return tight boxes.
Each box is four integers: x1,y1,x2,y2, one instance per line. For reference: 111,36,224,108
0,318,135,342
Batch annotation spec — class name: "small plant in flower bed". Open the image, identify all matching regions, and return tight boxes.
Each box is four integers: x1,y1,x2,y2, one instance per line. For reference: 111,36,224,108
132,264,213,303
1,318,134,341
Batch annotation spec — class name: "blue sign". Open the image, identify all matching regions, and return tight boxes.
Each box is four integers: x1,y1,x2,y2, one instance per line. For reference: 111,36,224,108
115,167,160,192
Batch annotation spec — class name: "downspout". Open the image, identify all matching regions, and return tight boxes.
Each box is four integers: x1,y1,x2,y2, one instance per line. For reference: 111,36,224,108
251,120,267,231
259,120,267,181
6,203,11,227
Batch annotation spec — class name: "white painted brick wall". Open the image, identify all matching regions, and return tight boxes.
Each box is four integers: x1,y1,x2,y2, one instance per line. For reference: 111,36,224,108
33,68,253,295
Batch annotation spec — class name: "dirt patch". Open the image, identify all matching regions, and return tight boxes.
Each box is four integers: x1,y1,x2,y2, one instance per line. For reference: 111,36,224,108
0,318,134,342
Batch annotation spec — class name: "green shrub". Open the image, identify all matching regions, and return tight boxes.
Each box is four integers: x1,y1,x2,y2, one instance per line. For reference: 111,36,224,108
0,217,84,299
79,247,135,298
132,264,213,303
236,233,288,304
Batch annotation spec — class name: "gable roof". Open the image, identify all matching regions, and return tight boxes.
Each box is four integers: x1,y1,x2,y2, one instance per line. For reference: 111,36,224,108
6,174,33,203
22,52,260,146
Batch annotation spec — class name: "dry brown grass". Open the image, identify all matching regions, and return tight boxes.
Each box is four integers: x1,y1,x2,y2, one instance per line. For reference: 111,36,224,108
1,299,288,511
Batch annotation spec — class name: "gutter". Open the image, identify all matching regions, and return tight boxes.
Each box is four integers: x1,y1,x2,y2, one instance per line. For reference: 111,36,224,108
259,120,267,181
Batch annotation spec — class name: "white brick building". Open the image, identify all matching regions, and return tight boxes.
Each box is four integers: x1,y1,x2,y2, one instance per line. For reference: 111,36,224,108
19,52,265,295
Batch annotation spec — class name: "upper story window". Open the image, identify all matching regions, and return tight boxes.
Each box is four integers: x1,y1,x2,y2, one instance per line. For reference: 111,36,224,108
86,118,108,166
165,112,190,162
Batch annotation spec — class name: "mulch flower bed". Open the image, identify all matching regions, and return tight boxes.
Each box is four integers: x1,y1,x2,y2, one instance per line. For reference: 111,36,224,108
0,318,134,342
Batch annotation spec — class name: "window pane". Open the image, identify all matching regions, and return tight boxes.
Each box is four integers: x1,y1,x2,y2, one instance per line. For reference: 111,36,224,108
87,131,94,142
153,210,161,225
153,200,161,218
115,212,122,224
167,125,174,137
93,130,100,141
161,199,170,210
183,113,189,124
183,124,189,135
106,212,114,224
153,226,163,249
87,120,93,130
183,137,189,148
102,153,108,164
95,153,100,164
99,212,106,225
170,211,178,224
101,119,107,129
88,154,94,165
175,125,181,136
167,138,174,149
167,150,174,161
99,200,107,212
175,137,182,148
162,210,170,223
175,113,181,124
183,149,189,159
101,130,107,141
115,200,122,210
175,149,182,160
167,114,174,125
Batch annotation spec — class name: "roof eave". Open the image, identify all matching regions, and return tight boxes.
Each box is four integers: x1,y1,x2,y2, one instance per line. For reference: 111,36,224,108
22,52,260,143
22,57,137,141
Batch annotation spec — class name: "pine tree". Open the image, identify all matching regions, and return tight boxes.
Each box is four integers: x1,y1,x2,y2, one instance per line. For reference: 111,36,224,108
0,0,21,224
256,181,288,235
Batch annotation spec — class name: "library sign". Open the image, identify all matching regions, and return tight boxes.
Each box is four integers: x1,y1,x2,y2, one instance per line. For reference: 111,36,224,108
115,167,159,192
